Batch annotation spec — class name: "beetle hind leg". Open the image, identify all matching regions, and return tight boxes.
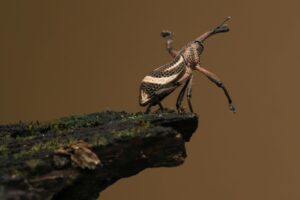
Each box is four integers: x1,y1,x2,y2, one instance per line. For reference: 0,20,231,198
158,102,164,111
144,85,177,114
145,104,152,114
144,102,164,114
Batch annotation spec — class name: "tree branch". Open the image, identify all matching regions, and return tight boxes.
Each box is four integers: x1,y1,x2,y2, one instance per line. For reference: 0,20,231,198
0,111,198,200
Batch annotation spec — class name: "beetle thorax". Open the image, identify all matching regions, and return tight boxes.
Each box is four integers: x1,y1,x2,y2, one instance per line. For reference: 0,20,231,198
181,42,203,68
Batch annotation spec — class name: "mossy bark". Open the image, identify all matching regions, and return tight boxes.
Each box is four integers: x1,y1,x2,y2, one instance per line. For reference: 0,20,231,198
0,111,198,200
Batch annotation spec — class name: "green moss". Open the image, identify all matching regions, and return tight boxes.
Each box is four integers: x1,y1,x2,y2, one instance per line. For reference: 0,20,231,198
5,111,157,159
112,123,151,139
0,135,13,143
140,120,151,129
51,114,102,131
31,143,44,152
10,169,27,178
92,135,108,146
122,114,143,122
112,129,136,139
0,144,8,155
30,138,78,152
16,135,36,141
13,150,32,159
13,138,79,159
1,112,137,139
110,119,153,140
26,159,44,170
28,123,34,134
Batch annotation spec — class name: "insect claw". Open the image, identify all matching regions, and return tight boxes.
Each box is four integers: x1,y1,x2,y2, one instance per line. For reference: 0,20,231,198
229,104,236,114
177,107,186,114
161,30,173,38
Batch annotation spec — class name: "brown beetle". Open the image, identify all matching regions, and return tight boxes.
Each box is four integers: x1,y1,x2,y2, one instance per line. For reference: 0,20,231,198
139,17,235,114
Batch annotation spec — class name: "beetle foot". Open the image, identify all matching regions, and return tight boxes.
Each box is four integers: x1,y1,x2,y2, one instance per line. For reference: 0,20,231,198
155,107,176,114
161,30,173,38
177,107,186,114
229,103,236,114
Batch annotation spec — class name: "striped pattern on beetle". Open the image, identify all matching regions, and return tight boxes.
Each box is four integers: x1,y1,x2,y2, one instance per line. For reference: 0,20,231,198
139,17,236,114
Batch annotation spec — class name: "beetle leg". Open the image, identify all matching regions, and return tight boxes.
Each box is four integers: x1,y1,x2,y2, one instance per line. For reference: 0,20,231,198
186,75,194,113
158,102,164,111
145,103,164,114
154,85,178,97
145,102,164,114
176,77,190,113
145,104,152,114
145,85,177,114
196,65,236,113
161,30,178,58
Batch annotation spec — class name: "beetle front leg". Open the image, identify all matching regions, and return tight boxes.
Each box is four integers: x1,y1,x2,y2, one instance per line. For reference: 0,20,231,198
196,65,236,113
161,30,178,58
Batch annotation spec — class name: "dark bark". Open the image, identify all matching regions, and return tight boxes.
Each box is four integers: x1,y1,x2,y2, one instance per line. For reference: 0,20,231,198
0,111,198,200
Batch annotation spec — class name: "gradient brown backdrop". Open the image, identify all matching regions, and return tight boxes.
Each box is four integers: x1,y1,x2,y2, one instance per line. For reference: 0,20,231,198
1,1,299,200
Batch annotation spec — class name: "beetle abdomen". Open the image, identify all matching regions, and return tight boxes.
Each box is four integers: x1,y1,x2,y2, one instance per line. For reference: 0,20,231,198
139,55,186,106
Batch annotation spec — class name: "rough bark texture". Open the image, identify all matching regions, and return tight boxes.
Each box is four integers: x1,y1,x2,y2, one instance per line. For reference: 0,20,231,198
0,111,198,200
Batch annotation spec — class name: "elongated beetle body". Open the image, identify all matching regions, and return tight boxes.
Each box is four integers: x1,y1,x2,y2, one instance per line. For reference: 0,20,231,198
139,17,236,114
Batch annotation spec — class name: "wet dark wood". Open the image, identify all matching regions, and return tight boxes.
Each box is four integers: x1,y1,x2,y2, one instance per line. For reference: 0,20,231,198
0,111,198,200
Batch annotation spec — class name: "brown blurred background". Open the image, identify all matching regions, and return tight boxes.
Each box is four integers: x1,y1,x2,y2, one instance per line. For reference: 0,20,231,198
1,0,300,199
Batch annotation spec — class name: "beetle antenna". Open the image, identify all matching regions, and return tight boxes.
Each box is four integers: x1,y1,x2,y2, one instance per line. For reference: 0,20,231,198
195,16,231,43
216,16,231,29
212,16,231,33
